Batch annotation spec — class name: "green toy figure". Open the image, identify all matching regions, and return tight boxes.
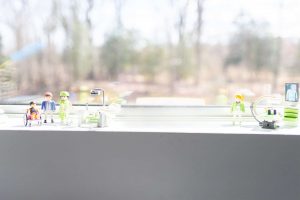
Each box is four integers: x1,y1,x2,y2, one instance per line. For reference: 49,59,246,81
59,91,72,124
231,94,245,125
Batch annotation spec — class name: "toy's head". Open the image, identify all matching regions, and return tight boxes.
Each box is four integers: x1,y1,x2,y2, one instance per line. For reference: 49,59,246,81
291,84,297,90
29,101,37,108
235,94,244,102
60,91,70,101
44,92,53,101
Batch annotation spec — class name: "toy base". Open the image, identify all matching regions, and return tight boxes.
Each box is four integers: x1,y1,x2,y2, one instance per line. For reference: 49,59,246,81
259,121,278,129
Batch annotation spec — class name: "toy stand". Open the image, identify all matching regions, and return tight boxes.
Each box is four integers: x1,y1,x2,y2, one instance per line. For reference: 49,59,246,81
78,88,107,128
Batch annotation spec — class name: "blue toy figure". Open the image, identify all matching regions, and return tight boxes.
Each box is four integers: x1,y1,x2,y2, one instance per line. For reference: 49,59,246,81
41,92,56,123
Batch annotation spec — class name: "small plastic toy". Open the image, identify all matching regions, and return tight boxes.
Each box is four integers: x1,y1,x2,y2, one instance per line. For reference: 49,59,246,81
58,91,72,124
251,95,282,129
284,107,298,126
231,94,245,125
285,83,299,102
24,101,42,126
79,88,107,128
41,92,56,123
284,83,299,127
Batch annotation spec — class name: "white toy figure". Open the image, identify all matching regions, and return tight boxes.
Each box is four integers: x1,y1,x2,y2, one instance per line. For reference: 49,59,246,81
286,84,298,102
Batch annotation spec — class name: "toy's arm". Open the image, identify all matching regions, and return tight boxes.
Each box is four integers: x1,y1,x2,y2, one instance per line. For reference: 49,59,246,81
41,101,45,111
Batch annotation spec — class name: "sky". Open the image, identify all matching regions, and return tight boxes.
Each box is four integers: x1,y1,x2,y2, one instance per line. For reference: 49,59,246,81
1,0,300,52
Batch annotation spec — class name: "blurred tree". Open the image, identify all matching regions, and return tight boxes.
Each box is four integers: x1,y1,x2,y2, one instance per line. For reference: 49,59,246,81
168,0,193,92
290,40,300,75
194,0,204,85
225,14,277,81
176,0,189,80
0,34,6,67
0,34,3,58
85,0,98,80
0,33,16,98
114,0,126,31
38,0,60,90
101,32,136,79
138,45,165,82
44,0,59,52
4,0,28,91
61,0,93,81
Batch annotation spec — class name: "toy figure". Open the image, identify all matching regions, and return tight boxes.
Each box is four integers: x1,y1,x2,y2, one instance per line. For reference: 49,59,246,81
27,101,41,120
41,92,56,123
24,101,42,126
231,94,245,125
59,91,72,124
286,83,298,102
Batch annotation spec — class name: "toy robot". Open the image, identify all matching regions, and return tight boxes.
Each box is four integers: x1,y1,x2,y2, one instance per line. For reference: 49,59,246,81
41,92,56,123
231,94,245,125
59,91,72,124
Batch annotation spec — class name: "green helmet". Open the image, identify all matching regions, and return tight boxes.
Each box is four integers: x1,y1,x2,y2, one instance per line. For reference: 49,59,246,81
60,91,70,97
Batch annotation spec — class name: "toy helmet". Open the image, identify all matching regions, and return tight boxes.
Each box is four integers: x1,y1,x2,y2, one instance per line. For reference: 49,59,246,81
44,92,53,97
60,91,70,97
235,94,244,101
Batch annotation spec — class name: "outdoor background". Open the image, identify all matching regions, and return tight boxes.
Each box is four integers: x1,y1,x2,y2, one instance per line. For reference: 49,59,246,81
0,0,299,105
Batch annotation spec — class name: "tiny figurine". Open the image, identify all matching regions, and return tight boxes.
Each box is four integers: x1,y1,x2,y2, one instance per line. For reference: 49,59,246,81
41,92,56,123
24,101,42,126
284,83,299,127
231,94,245,125
285,83,299,102
59,91,72,124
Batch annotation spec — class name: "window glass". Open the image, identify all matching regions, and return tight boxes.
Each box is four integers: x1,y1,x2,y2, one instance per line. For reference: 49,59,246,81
0,0,299,105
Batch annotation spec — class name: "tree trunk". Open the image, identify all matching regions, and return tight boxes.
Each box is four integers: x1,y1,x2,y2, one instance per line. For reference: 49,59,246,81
194,0,204,86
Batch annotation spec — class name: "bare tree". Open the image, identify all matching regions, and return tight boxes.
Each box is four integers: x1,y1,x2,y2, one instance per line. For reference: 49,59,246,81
85,0,98,80
44,0,59,56
39,0,61,90
0,34,3,57
114,0,125,31
4,0,29,91
194,0,204,85
272,0,284,92
168,0,190,93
